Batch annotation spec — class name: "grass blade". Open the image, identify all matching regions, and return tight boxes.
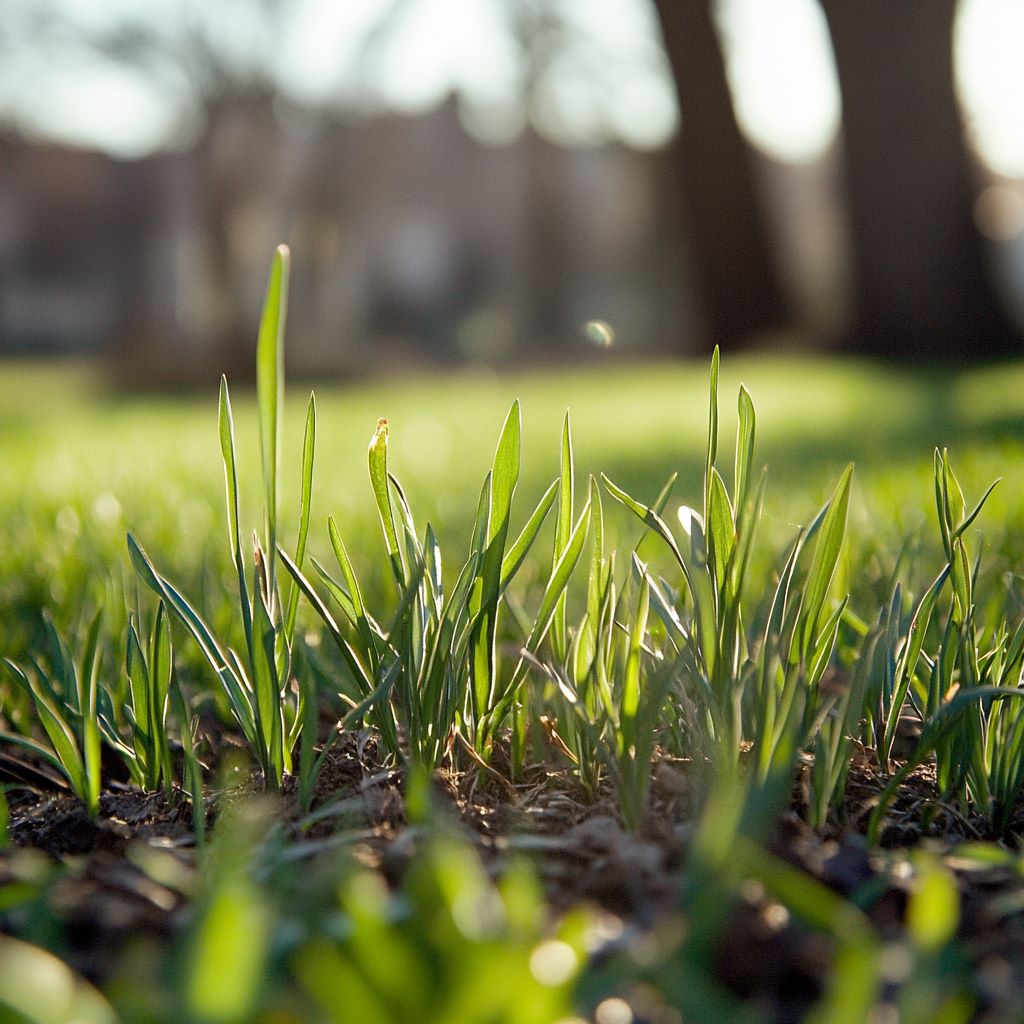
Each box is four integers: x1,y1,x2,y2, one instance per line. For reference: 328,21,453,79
500,480,558,591
369,419,403,586
219,377,255,657
798,464,853,658
79,610,103,818
257,243,290,577
128,533,256,746
285,392,317,640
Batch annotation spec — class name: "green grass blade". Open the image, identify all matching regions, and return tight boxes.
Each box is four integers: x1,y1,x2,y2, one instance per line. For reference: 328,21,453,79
218,377,243,571
500,480,558,591
602,474,688,580
552,412,574,660
488,400,522,547
951,477,1000,543
219,377,254,656
704,345,720,522
169,680,205,843
128,533,256,745
880,566,950,765
735,384,756,517
621,565,651,741
80,610,103,818
868,685,1024,843
0,729,67,777
257,243,289,573
328,517,382,670
707,466,735,595
125,617,151,749
4,660,86,802
470,402,522,724
150,602,174,794
489,498,592,733
285,392,317,641
278,547,375,697
526,500,592,660
799,464,853,655
250,563,284,786
369,418,403,586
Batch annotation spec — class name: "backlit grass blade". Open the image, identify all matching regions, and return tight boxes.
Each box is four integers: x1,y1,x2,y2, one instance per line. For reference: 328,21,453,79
552,412,574,661
277,547,375,698
868,685,1024,843
125,617,151,780
798,464,853,658
369,419,403,586
735,384,756,517
493,498,592,723
471,402,522,724
704,345,720,521
250,553,284,786
257,244,289,577
328,517,383,671
951,477,1000,544
500,480,558,591
706,466,735,595
879,566,950,767
169,677,205,843
458,477,485,563
79,609,103,818
488,400,521,547
219,377,254,656
128,533,256,746
621,564,651,740
602,474,688,581
150,602,174,789
284,392,317,640
3,659,85,800
0,728,66,777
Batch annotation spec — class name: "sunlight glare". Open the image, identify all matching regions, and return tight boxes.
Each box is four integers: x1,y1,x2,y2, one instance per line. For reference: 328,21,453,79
715,0,841,164
955,0,1024,177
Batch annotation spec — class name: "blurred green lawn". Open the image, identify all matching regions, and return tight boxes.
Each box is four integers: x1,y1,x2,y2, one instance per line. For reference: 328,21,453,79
4,354,1024,657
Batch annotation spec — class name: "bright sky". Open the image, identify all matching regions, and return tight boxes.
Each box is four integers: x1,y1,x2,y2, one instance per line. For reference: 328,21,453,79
1,0,1022,176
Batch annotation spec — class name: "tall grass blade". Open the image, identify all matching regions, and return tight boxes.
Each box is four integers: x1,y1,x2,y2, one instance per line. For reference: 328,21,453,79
327,517,382,671
79,610,103,818
735,385,756,516
128,533,257,747
219,377,254,656
552,412,574,661
284,393,317,640
500,480,558,590
369,419,403,586
602,474,687,580
257,243,289,583
471,402,521,725
798,464,853,658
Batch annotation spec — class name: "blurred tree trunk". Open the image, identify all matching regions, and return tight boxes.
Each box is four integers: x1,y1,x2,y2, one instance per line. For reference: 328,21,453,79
819,0,1021,358
523,129,571,355
652,0,792,352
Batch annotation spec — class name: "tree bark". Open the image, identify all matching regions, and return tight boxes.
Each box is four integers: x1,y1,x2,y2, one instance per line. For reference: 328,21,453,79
652,0,793,352
819,0,1021,358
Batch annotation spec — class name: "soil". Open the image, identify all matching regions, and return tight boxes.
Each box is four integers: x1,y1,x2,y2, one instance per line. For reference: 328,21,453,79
3,734,1024,1022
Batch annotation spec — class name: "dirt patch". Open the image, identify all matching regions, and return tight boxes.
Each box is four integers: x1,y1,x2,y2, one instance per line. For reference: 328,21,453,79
4,738,1024,1021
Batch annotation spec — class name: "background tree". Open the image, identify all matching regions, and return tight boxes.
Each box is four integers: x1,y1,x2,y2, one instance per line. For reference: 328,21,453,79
818,0,1022,358
652,0,794,352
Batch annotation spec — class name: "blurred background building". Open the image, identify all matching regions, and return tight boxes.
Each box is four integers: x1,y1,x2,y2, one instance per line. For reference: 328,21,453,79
1,0,1023,382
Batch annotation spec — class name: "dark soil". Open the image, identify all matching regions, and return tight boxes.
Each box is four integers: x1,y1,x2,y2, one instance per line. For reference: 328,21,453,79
4,735,1024,1022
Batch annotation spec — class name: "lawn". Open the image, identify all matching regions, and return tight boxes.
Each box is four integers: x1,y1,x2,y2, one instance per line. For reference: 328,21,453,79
4,269,1024,1024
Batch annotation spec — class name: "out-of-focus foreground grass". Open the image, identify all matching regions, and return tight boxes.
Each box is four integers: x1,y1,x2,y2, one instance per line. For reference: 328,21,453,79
4,354,1024,659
